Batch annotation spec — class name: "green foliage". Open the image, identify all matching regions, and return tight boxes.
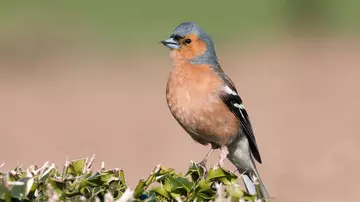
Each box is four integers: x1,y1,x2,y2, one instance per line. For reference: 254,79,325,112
1,0,359,50
0,156,261,202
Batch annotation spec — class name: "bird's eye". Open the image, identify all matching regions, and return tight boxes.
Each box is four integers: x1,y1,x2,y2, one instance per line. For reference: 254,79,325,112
184,39,192,44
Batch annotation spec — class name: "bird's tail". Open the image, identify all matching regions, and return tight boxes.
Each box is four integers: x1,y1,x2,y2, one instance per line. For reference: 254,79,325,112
227,137,270,200
241,167,270,200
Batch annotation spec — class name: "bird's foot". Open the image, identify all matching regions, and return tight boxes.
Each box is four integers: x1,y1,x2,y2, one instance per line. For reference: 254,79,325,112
213,146,229,170
194,159,208,179
198,158,207,168
194,148,215,178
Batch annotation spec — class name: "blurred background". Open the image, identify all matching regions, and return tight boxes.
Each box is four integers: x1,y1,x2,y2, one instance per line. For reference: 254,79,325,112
0,1,359,201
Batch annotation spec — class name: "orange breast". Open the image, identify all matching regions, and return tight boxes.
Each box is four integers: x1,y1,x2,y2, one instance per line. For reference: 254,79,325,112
166,62,240,146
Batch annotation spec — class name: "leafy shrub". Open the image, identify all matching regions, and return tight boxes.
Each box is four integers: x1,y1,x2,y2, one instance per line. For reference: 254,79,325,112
0,155,262,201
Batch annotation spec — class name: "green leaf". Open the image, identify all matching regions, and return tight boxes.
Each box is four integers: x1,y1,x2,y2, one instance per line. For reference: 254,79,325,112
68,158,86,176
164,177,181,192
154,166,176,183
86,173,103,187
206,167,238,185
144,171,156,187
17,176,35,197
197,191,215,200
163,176,192,195
10,181,26,199
80,186,90,196
0,181,10,200
207,167,227,180
100,171,119,184
119,170,126,186
197,179,214,194
185,162,205,181
89,187,105,200
150,185,170,199
48,178,65,197
7,172,16,182
173,177,194,193
169,192,181,200
156,166,175,176
133,179,145,198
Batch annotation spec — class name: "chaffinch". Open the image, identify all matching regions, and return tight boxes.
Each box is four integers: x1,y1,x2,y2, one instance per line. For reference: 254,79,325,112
161,22,270,200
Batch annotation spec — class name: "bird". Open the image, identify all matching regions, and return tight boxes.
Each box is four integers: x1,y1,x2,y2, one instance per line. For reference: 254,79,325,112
160,22,270,200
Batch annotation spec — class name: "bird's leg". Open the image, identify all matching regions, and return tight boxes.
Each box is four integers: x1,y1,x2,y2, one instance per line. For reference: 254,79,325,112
199,148,215,167
196,148,215,176
213,146,229,169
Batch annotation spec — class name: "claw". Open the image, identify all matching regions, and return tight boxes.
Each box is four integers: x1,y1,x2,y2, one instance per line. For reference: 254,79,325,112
196,148,215,176
195,160,208,179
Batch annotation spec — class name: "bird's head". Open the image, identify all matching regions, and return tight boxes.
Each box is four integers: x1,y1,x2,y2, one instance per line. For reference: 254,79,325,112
161,22,218,66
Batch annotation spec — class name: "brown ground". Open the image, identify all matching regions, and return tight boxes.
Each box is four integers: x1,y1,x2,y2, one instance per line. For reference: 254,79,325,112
0,39,359,201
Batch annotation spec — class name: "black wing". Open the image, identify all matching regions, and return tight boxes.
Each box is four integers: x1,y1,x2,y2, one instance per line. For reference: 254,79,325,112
220,78,262,164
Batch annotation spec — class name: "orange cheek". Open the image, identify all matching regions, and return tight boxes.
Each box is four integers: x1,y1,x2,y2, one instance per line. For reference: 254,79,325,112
170,37,207,64
179,40,207,60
